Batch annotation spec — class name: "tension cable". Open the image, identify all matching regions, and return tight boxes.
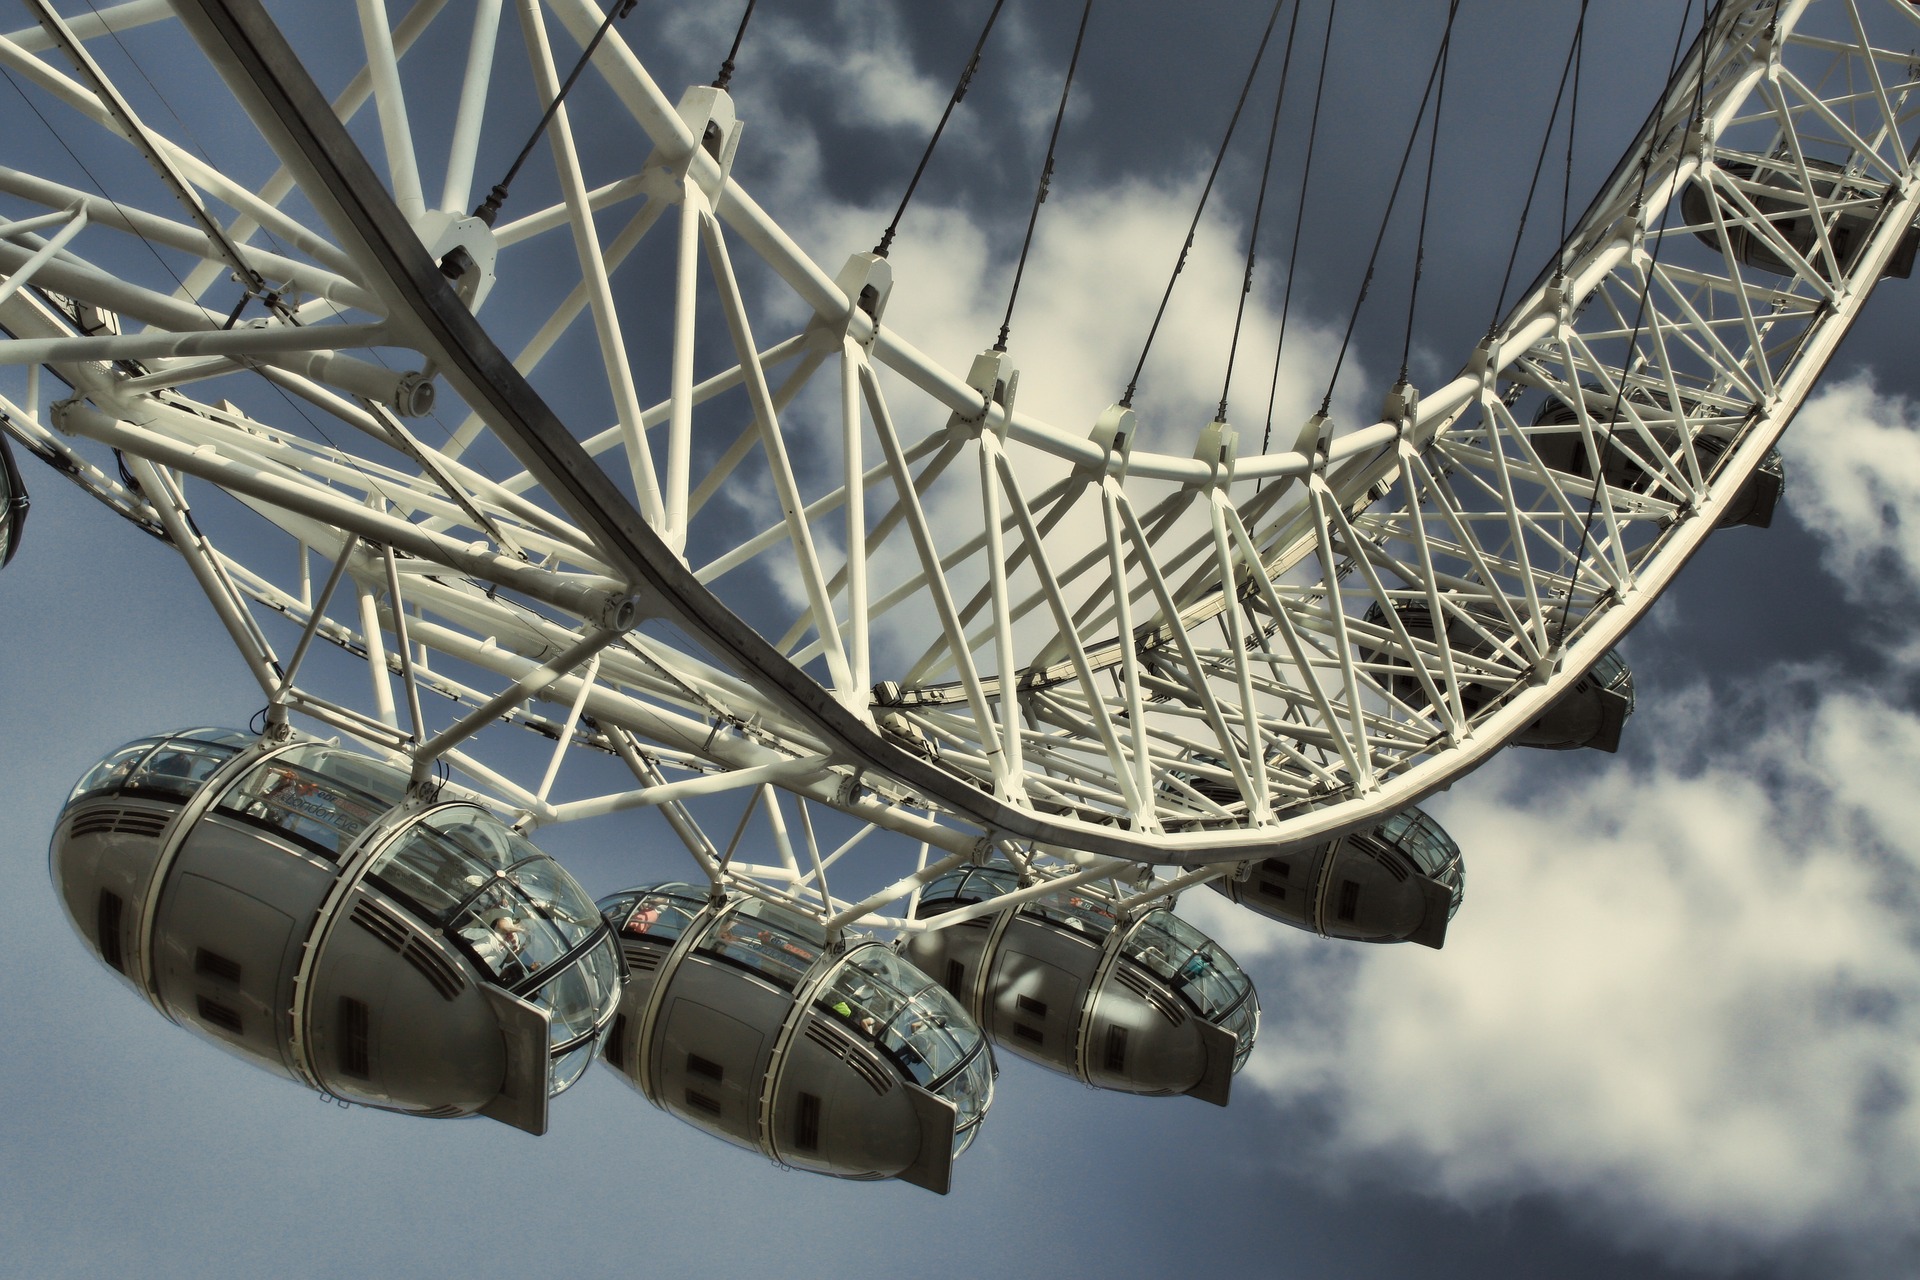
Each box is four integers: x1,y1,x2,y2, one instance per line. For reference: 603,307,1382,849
474,0,640,226
996,0,1096,352
874,0,1010,259
1261,0,1339,462
712,0,759,90
1120,0,1289,409
1555,0,1711,650
1488,0,1590,332
1317,0,1462,417
1399,8,1455,384
1217,0,1305,423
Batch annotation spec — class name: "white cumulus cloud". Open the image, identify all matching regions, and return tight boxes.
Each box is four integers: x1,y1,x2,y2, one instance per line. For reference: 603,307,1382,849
1783,373,1920,606
1177,382,1920,1272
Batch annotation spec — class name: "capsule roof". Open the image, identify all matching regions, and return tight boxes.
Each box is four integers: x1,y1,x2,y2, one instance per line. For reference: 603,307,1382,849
65,727,252,807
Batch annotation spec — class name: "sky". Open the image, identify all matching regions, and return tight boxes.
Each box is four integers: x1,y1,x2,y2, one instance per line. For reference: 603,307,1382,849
3,1,1920,1277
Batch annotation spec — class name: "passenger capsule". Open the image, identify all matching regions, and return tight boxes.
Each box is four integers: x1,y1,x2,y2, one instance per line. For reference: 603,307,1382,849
901,870,1258,1107
1530,391,1783,529
50,729,623,1133
1680,153,1918,281
596,886,993,1195
1359,601,1635,752
0,431,27,569
1207,805,1464,949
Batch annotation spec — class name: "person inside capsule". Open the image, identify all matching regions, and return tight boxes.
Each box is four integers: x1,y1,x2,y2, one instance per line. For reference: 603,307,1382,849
52,728,624,1131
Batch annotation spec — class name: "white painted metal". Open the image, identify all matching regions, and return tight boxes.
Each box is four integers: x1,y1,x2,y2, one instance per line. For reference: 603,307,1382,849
1,0,1915,938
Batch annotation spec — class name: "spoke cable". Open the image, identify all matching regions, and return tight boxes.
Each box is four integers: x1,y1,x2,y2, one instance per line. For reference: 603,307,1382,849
1554,0,1710,651
711,0,759,91
873,0,1009,260
75,0,288,322
474,0,639,226
1216,0,1306,423
1399,5,1456,384
1558,4,1588,279
1317,0,1462,417
1119,0,1289,410
994,0,1095,353
1261,0,1339,463
1488,0,1590,331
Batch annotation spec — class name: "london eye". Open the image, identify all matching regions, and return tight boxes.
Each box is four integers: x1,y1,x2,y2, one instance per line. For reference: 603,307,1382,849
2,0,1916,1230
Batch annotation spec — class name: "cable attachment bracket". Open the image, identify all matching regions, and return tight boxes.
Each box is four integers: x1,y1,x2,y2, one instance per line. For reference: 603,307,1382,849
947,348,1018,439
1382,381,1420,440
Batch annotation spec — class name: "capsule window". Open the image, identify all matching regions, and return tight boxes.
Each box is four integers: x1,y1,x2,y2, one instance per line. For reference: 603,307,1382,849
1336,880,1361,922
338,997,371,1078
613,892,699,945
794,1092,822,1153
216,744,404,860
96,890,126,974
125,738,244,803
701,902,825,991
69,739,166,804
194,949,242,984
196,996,243,1035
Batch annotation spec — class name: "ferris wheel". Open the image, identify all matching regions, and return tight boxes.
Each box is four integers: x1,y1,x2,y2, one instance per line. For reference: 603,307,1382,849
4,0,1918,1191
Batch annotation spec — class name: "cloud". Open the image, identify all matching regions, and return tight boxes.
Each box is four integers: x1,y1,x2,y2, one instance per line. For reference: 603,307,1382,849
1173,383,1920,1272
1782,374,1920,603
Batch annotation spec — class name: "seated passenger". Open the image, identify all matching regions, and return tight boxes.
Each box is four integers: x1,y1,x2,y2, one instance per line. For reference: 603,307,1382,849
461,911,529,976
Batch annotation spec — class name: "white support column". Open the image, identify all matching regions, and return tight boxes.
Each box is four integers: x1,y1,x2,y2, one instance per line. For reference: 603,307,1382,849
861,363,1005,782
354,0,427,222
977,436,1026,797
1100,479,1158,826
700,202,852,695
355,576,400,730
411,626,621,784
441,0,504,215
841,341,871,697
0,205,87,311
534,652,600,804
515,0,666,527
275,533,362,701
664,182,701,551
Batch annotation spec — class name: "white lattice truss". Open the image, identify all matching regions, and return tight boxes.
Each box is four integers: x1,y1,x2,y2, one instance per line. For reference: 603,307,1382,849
2,0,1917,930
